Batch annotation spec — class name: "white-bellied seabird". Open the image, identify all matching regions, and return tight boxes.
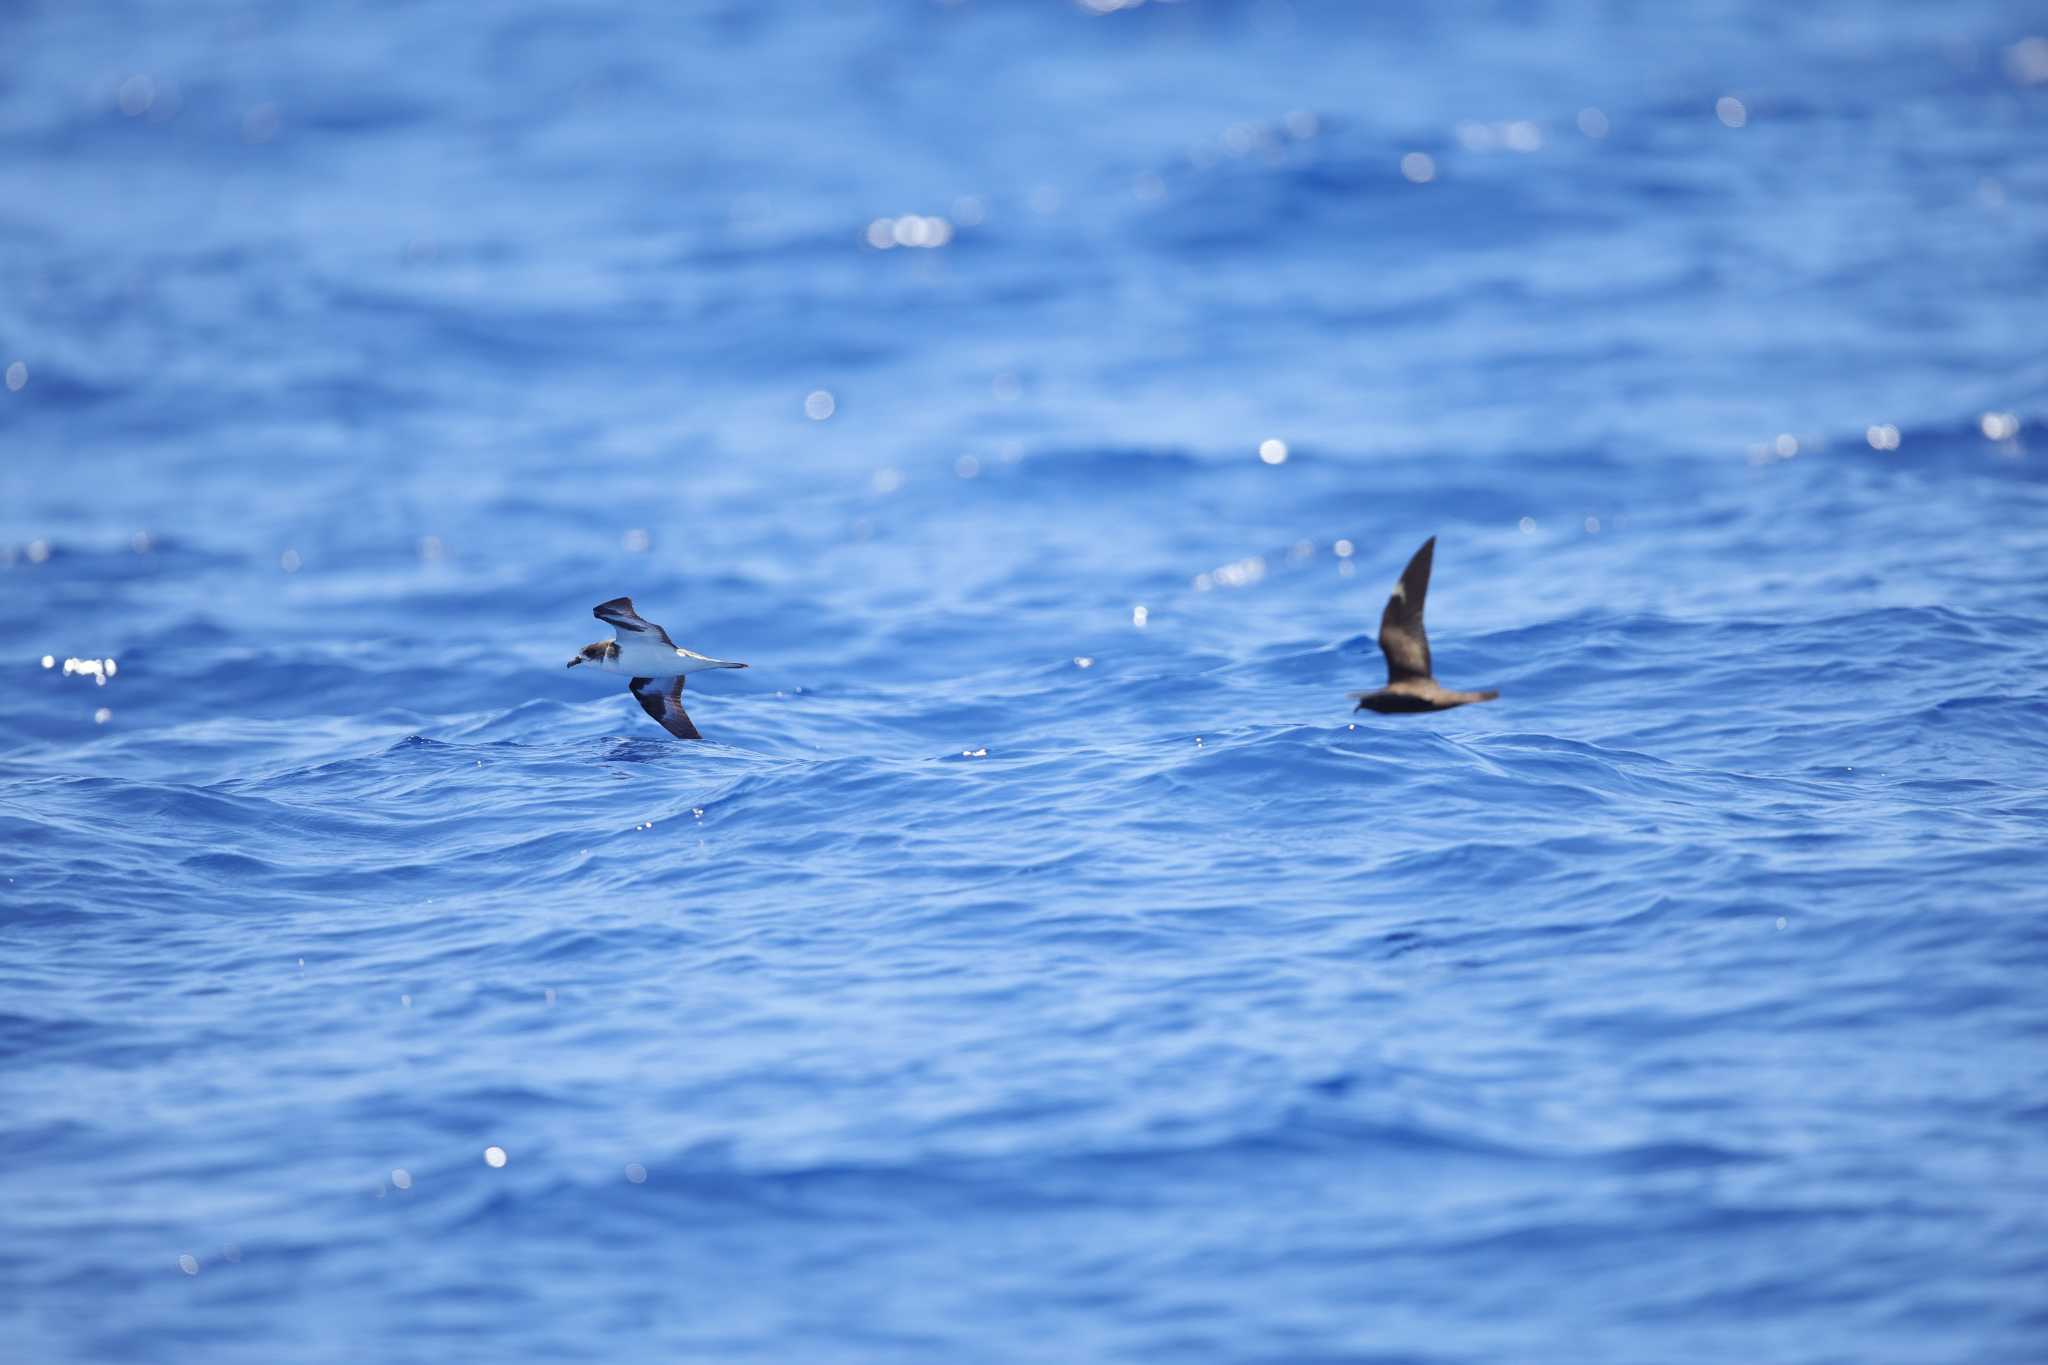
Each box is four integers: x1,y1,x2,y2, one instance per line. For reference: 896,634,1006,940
567,596,747,741
1350,536,1500,714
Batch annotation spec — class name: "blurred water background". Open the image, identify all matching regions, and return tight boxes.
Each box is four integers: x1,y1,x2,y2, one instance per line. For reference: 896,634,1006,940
4,2,2047,1361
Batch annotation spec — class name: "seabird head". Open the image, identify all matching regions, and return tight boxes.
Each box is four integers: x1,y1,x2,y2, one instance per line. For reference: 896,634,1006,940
567,641,612,668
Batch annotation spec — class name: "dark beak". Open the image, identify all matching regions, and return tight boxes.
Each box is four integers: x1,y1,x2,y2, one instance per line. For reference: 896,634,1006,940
566,657,582,668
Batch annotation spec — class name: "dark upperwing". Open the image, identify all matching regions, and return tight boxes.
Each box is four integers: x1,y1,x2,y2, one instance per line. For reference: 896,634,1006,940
1378,536,1436,684
594,596,676,647
628,675,701,741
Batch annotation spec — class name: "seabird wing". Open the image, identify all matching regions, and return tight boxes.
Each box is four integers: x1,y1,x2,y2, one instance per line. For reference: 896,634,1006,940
1377,536,1436,684
595,596,677,648
629,675,701,741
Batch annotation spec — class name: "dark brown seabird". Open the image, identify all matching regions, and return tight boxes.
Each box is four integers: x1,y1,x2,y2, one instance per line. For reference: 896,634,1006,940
566,597,747,741
1350,536,1500,715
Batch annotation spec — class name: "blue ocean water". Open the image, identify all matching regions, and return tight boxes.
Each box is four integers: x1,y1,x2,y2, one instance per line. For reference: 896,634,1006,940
4,1,2047,1359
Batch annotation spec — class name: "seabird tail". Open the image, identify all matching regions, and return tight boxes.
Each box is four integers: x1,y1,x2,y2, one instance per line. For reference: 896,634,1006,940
675,651,747,671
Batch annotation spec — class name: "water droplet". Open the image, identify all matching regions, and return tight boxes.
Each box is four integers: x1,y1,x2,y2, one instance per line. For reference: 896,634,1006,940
242,102,280,144
118,74,156,117
2004,35,2048,86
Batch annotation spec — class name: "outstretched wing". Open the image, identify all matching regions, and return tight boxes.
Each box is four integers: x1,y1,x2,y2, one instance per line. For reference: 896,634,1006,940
1377,536,1436,684
595,596,676,648
628,676,701,741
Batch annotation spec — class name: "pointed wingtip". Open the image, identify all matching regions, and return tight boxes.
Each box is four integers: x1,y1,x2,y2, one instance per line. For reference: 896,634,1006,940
1396,536,1436,590
1407,536,1436,578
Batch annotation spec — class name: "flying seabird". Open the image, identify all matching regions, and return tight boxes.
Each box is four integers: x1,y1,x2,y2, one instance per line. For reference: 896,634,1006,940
567,596,747,740
1350,536,1499,715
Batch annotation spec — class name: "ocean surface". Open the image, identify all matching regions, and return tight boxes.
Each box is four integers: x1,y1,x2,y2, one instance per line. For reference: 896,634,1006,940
4,3,2046,1361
